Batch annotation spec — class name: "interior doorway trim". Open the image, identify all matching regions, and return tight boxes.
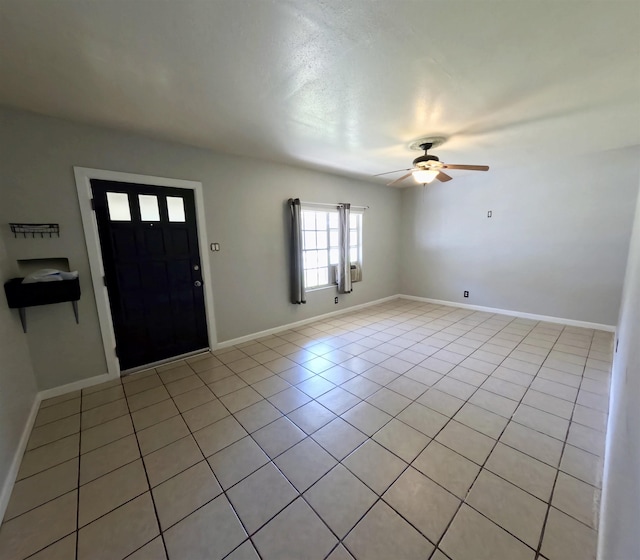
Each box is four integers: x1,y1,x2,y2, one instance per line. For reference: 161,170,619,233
74,167,218,377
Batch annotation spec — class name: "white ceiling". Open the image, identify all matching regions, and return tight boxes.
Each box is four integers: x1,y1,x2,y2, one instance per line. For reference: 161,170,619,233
1,1,639,183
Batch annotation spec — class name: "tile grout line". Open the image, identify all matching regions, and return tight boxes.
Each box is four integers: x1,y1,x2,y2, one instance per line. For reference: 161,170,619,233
8,302,611,560
21,394,86,559
314,314,603,556
20,392,86,560
291,307,467,553
425,316,561,559
333,311,533,559
221,385,388,558
424,322,548,555
269,336,466,557
120,380,171,560
79,405,162,559
533,327,596,560
162,358,268,560
75,388,83,560
160,308,504,556
340,311,508,555
441,339,591,461
176,309,565,558
214,360,395,556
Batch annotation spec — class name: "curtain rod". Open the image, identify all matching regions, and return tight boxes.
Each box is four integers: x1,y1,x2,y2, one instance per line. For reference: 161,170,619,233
298,201,369,210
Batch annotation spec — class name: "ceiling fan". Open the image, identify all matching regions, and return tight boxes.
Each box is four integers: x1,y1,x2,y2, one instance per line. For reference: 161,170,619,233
375,137,489,187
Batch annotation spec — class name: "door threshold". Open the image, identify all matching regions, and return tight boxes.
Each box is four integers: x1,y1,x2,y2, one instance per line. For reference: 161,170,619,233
120,348,210,377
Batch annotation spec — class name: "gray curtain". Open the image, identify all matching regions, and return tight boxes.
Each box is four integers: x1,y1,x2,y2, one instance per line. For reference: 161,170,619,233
337,203,352,294
288,198,306,304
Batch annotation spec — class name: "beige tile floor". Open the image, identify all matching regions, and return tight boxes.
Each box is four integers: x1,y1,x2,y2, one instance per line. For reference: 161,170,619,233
0,299,612,560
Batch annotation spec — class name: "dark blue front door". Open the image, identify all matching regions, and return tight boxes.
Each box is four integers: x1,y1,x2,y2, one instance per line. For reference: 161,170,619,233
91,180,208,370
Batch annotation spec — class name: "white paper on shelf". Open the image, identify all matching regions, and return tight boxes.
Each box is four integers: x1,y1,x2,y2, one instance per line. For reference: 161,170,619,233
22,269,79,284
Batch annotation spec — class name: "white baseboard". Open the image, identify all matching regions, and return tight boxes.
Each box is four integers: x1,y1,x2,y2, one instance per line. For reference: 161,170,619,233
216,295,400,349
1,371,116,523
37,372,118,401
217,293,616,349
399,294,616,332
0,395,40,524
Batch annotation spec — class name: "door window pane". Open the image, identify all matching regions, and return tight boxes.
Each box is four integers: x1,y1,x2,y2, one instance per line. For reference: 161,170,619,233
167,196,186,222
138,195,160,221
106,192,131,221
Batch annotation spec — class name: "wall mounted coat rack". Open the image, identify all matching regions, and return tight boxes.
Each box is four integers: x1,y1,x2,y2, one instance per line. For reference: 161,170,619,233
10,223,60,238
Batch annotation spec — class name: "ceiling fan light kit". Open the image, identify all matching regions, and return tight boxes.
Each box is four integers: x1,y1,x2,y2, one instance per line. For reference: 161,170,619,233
378,136,490,187
412,169,439,184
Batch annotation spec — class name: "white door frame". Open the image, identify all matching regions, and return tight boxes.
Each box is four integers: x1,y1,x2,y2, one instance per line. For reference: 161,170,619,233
74,167,218,377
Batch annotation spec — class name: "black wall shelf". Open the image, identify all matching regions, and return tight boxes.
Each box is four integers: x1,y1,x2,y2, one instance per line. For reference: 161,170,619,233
4,277,80,333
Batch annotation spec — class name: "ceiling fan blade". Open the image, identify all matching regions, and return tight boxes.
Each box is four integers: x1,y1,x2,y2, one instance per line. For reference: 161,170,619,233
436,171,453,182
387,172,413,186
441,164,489,171
373,168,412,177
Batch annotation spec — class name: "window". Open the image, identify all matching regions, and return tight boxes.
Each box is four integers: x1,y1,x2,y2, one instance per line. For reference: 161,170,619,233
301,206,362,289
166,196,186,222
138,194,160,221
106,192,131,221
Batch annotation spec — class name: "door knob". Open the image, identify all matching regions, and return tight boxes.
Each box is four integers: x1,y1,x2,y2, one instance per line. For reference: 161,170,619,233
194,280,202,287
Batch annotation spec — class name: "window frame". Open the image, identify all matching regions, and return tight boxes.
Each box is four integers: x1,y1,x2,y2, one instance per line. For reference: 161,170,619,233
300,203,364,291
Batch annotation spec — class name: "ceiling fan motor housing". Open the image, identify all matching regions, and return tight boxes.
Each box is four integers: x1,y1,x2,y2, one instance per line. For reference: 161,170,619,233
413,154,443,169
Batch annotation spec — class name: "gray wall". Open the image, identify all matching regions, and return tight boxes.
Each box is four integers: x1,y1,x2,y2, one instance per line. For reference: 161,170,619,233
598,175,640,560
3,103,638,394
399,148,640,325
0,233,38,516
0,107,401,389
